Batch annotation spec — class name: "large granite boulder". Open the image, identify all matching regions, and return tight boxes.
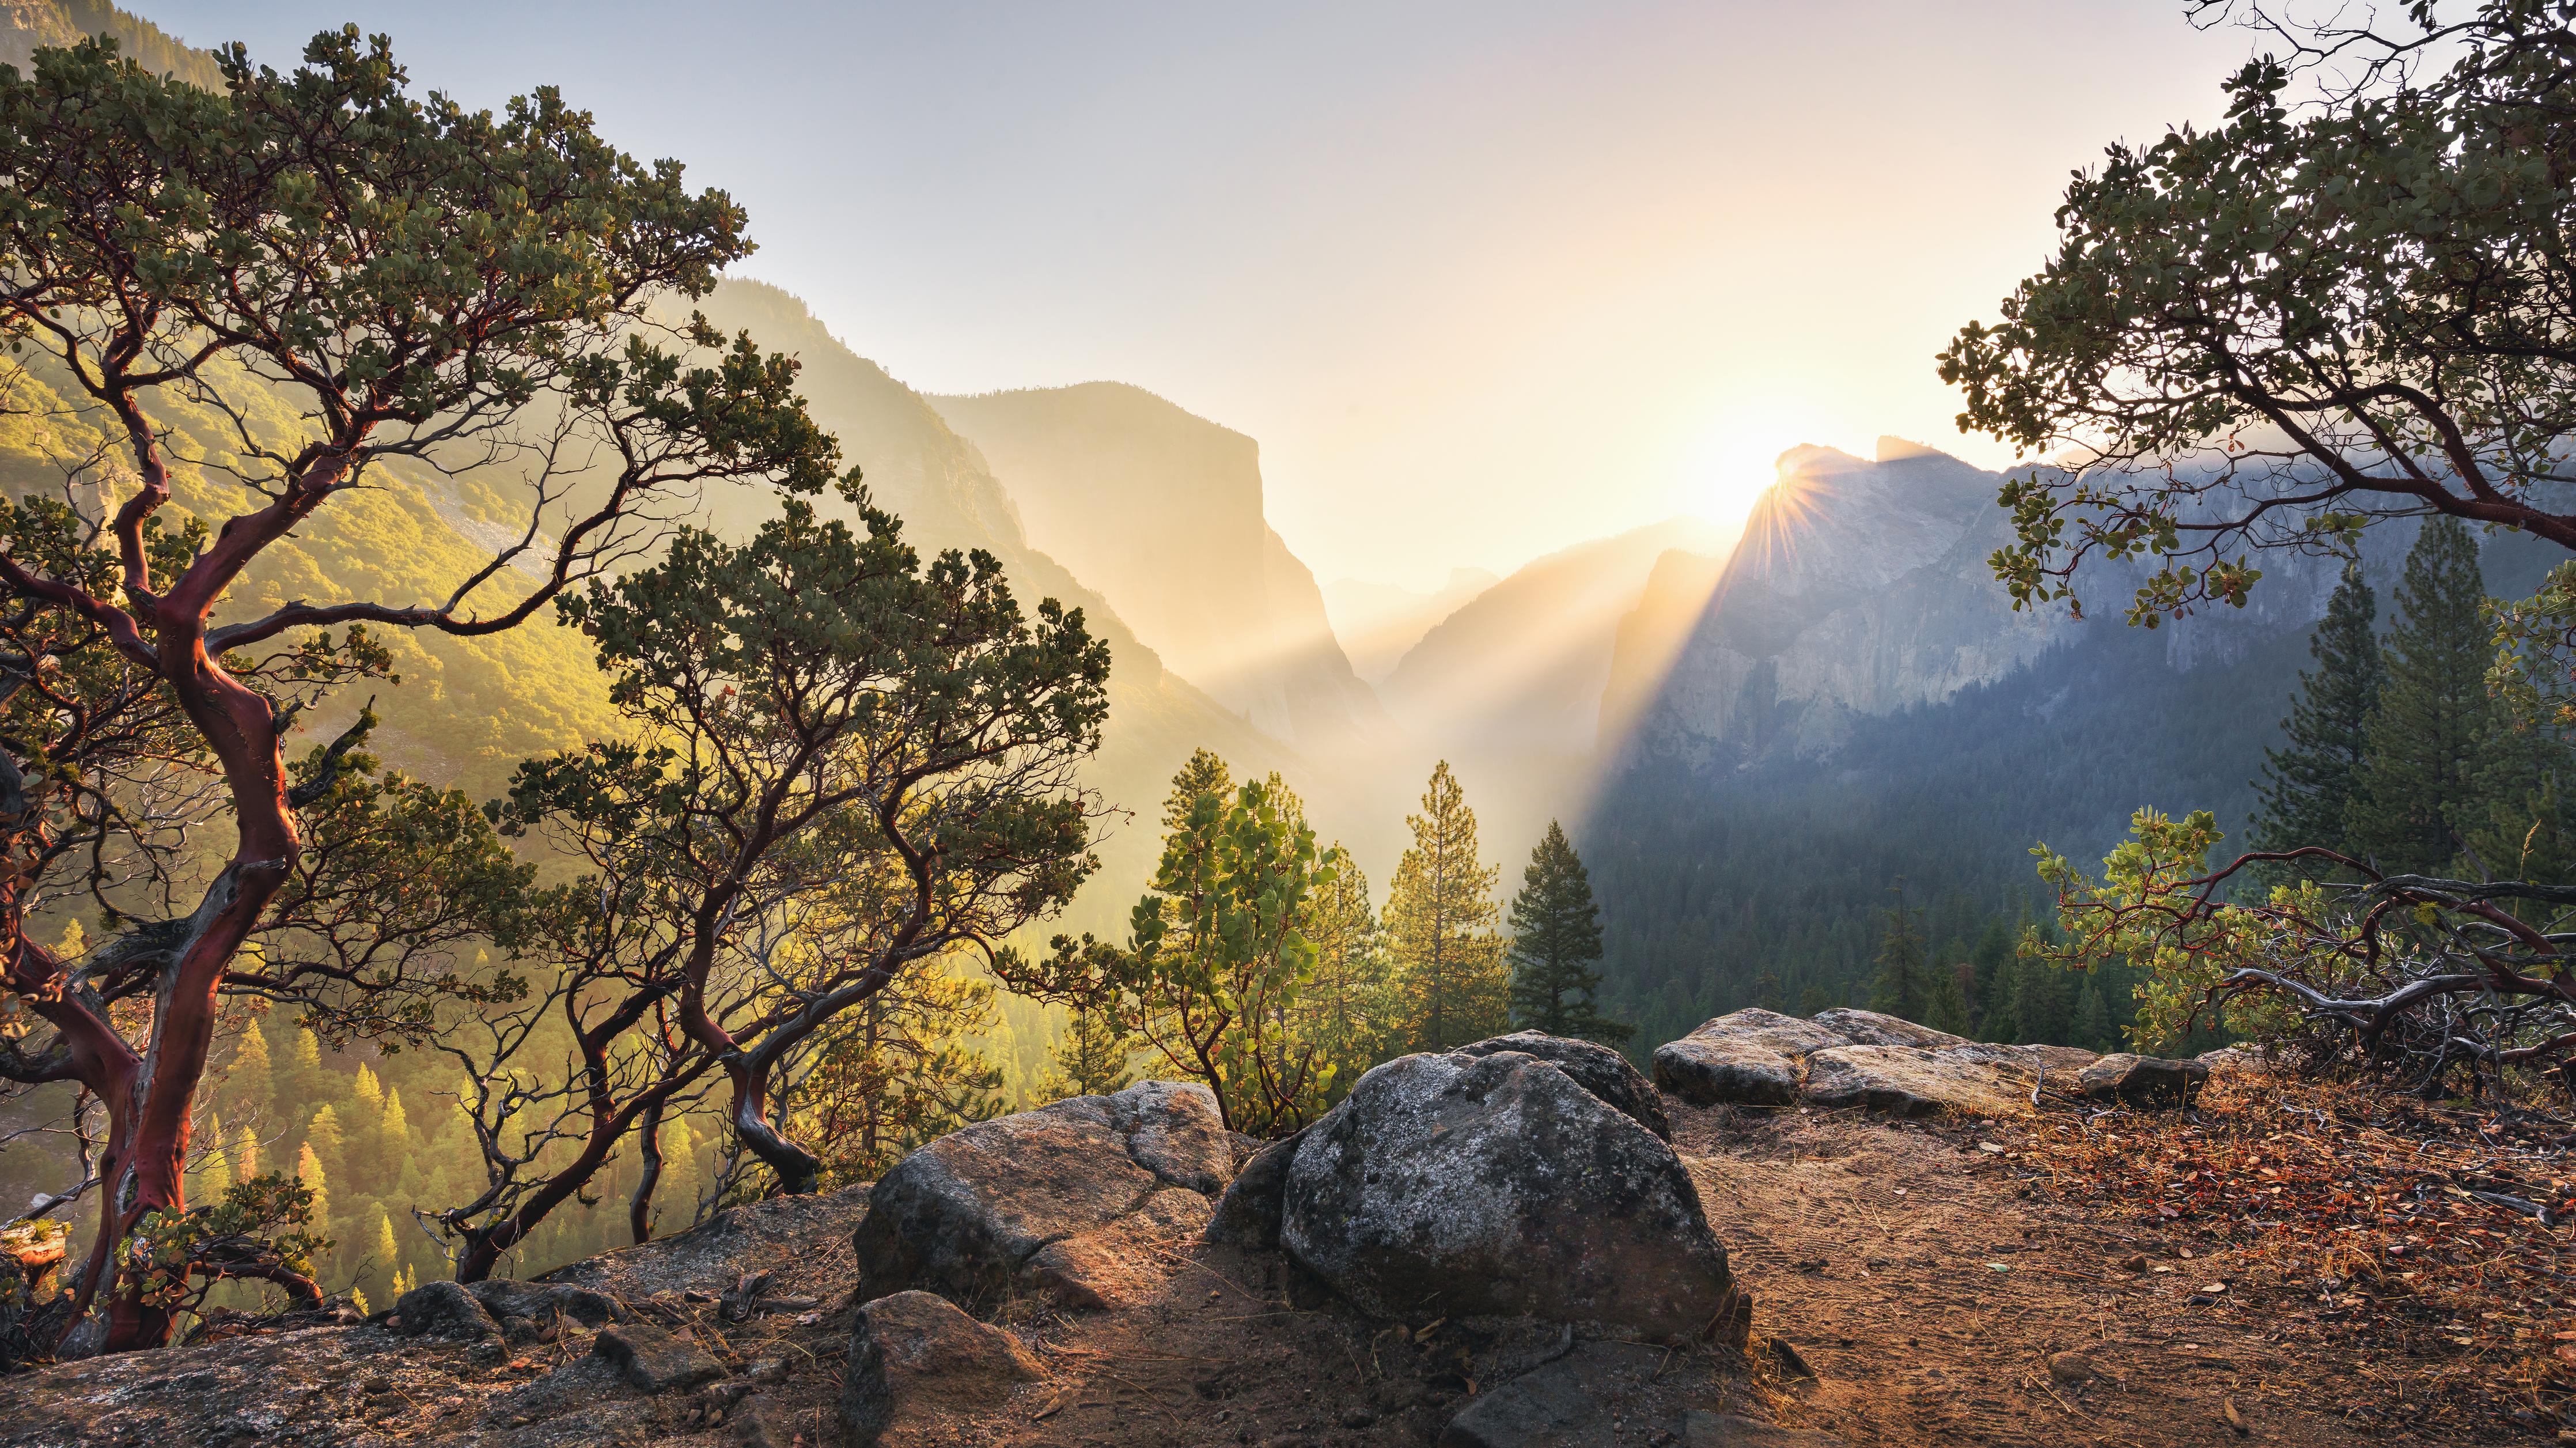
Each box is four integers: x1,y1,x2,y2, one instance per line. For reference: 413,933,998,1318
842,1290,1041,1446
1457,1031,1670,1140
851,1080,1233,1310
1279,1048,1745,1342
1654,1008,2100,1117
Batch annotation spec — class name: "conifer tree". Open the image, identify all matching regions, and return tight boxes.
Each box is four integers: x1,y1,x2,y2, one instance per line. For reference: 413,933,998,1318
1505,822,1631,1045
2347,519,2497,875
1968,920,2016,1038
287,1029,326,1112
2252,562,2384,863
2071,977,2115,1052
304,1106,346,1188
1386,762,1507,1051
1164,748,1233,830
294,1143,329,1251
1867,879,1930,1022
1297,846,1396,1092
1038,1008,1135,1101
1923,963,1971,1036
230,1124,260,1186
225,1022,274,1124
2003,952,2072,1044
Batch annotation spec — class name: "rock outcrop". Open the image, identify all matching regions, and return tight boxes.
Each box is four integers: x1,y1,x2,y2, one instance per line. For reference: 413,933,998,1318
1276,1043,1745,1341
1658,1009,2078,1117
851,1080,1234,1310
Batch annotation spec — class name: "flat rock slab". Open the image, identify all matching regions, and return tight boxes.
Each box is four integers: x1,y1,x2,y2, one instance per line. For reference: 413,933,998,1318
592,1322,726,1393
1437,1356,1603,1447
1654,1009,2098,1117
852,1079,1233,1309
842,1290,1041,1446
392,1279,503,1340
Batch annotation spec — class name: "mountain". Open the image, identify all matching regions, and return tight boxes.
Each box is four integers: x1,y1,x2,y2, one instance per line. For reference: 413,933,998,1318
926,382,1386,754
1578,438,2572,1049
1612,440,2061,773
0,0,219,86
1321,568,1500,683
1377,516,1738,755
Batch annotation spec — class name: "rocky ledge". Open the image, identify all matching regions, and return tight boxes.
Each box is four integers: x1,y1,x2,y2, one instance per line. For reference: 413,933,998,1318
1651,1007,2207,1117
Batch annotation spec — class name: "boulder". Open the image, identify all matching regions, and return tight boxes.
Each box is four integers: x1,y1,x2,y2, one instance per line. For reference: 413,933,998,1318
1279,1049,1745,1341
851,1080,1233,1309
1458,1031,1670,1140
591,1322,726,1393
390,1279,501,1340
1652,1008,1850,1107
841,1290,1042,1446
1800,1045,2039,1118
2077,1053,2209,1109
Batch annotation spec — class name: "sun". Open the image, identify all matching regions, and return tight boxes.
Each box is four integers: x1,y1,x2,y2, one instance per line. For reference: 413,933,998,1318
1680,398,1851,530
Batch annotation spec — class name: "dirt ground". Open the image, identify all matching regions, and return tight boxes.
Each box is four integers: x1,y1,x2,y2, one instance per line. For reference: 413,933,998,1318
3,1092,2551,1447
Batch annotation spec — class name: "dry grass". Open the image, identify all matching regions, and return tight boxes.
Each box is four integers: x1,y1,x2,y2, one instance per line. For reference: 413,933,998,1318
2016,1069,2576,1423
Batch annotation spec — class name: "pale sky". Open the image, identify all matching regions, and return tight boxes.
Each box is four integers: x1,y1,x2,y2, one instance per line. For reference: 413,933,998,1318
147,2,2251,589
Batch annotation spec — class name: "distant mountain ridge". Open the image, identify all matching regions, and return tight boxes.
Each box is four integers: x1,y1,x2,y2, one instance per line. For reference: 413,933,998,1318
1378,516,1737,755
927,382,1387,754
1323,568,1501,683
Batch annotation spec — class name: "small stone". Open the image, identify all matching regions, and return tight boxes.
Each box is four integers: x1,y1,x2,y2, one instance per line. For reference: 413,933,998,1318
592,1323,726,1394
2116,1253,2149,1272
2046,1351,2094,1383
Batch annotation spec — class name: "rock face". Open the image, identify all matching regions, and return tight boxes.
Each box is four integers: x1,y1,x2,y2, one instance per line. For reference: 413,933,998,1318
842,1290,1041,1446
851,1080,1234,1310
1279,1047,1745,1341
2078,1053,2210,1108
1655,1008,2102,1117
1457,1031,1672,1140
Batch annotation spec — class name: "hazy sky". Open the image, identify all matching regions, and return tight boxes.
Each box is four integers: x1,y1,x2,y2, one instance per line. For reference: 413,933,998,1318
149,2,2252,588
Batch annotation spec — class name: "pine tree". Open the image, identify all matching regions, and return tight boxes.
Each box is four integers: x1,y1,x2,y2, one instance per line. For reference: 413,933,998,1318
2347,519,2497,875
367,1204,401,1300
1037,1008,1134,1101
1294,846,1395,1094
1386,761,1507,1052
1968,919,2016,1038
1164,747,1233,830
1867,879,1930,1022
225,1020,273,1123
305,1105,345,1187
2252,562,2384,864
1923,963,1971,1036
230,1122,260,1185
1505,822,1631,1045
2071,977,2115,1052
2003,953,2073,1045
294,1141,330,1251
287,1027,326,1110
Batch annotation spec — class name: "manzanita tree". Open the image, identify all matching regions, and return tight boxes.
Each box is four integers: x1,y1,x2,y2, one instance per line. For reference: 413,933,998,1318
1940,0,2576,625
436,488,1110,1281
0,31,836,1348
